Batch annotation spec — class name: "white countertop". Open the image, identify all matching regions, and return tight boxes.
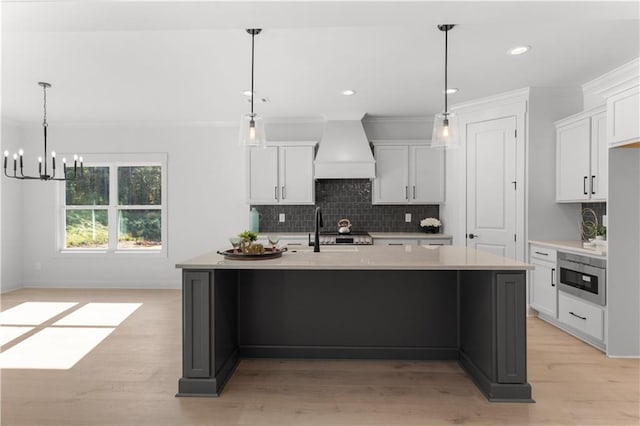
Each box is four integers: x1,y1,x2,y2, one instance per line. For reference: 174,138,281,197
368,232,452,239
529,240,607,258
177,245,533,271
257,232,452,240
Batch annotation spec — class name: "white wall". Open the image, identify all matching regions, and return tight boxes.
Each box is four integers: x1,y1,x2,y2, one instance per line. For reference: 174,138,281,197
527,87,583,241
0,123,25,292
607,147,640,357
18,123,248,289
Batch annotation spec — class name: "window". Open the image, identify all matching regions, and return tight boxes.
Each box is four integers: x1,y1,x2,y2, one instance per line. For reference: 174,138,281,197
60,153,167,254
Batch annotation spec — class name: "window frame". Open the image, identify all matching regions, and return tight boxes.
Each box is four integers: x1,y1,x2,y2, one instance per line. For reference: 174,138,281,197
58,153,168,257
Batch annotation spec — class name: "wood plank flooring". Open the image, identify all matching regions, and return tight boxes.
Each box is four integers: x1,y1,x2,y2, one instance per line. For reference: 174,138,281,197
1,288,638,425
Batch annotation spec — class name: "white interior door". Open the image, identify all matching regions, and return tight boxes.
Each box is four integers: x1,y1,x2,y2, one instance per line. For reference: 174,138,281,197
466,116,517,258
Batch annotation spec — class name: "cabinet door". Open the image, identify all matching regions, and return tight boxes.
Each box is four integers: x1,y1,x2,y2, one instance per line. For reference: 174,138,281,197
530,259,557,318
607,86,640,147
410,145,445,203
247,147,279,204
590,111,608,201
556,118,591,202
372,145,409,204
279,146,314,204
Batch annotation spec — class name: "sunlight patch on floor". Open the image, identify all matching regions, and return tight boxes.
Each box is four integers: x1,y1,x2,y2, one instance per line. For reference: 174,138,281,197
53,302,142,326
0,302,78,325
0,327,115,369
0,326,34,346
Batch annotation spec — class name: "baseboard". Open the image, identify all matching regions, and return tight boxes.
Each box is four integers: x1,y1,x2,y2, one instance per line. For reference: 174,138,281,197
20,280,181,290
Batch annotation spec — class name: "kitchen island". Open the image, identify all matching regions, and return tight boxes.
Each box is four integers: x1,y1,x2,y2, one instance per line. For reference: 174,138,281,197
176,245,534,402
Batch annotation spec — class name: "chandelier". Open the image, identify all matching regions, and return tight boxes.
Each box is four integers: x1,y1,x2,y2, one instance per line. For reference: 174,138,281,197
3,82,83,181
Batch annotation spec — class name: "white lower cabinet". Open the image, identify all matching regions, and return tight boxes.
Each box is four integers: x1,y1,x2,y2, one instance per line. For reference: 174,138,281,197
558,291,604,341
529,245,558,318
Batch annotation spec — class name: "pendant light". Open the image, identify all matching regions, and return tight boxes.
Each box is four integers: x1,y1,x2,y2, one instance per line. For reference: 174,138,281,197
431,24,459,149
3,82,83,181
239,29,266,147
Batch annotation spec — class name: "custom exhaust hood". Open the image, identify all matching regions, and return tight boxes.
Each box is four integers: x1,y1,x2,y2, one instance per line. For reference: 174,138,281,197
313,114,376,179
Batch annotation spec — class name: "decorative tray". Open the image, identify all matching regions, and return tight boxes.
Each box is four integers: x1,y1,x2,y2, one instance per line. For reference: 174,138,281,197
217,247,287,260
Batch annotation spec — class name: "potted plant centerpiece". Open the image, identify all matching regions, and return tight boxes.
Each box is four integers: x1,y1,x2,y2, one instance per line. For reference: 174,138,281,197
238,230,264,254
420,217,442,234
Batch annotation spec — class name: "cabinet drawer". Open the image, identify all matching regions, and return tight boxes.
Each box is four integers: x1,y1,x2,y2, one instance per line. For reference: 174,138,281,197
420,238,452,246
373,238,419,246
558,292,604,341
530,245,557,262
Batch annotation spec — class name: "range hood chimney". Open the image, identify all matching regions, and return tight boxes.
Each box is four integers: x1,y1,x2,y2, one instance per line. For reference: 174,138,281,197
314,114,376,179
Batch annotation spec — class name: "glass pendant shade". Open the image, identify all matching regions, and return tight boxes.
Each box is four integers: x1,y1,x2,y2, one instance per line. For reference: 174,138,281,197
238,113,266,147
431,112,459,149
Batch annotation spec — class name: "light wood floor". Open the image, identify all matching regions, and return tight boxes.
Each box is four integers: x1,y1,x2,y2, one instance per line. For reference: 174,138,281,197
1,288,638,426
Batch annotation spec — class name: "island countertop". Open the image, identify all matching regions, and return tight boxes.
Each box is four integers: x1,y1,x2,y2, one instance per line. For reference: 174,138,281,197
177,245,533,271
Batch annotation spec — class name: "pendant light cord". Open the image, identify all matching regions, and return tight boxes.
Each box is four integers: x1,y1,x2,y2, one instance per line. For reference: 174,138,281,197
250,30,255,116
444,27,448,115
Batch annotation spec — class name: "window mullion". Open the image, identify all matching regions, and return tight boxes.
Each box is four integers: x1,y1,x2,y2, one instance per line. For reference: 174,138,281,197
109,164,118,251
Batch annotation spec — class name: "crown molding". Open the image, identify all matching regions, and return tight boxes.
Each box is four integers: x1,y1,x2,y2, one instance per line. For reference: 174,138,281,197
449,87,530,114
582,57,640,99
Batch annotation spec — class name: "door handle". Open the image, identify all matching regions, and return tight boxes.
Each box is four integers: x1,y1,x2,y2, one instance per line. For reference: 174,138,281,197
583,176,588,195
551,268,556,287
468,233,478,239
569,311,587,320
591,175,596,195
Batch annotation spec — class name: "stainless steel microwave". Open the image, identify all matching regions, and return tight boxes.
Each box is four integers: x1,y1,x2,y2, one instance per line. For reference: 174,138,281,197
557,251,606,306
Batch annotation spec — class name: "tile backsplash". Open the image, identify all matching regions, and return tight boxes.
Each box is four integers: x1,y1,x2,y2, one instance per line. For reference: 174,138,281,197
252,179,440,233
581,202,607,240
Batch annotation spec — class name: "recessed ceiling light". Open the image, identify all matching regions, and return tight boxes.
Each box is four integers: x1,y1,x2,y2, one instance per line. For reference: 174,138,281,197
507,45,531,56
242,90,254,97
445,88,459,94
341,89,356,96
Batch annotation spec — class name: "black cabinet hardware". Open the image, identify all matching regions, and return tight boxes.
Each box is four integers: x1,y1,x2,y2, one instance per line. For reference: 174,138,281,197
551,268,556,287
535,251,548,256
591,175,596,195
583,176,588,195
468,233,478,239
569,311,587,320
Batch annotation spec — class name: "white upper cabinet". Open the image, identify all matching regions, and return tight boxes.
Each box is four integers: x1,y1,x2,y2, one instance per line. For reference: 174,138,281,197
555,107,607,202
410,145,445,203
373,145,409,203
607,85,640,148
372,141,444,205
247,142,316,205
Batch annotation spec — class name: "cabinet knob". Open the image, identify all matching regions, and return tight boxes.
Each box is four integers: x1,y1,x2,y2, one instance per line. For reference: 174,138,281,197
468,233,478,239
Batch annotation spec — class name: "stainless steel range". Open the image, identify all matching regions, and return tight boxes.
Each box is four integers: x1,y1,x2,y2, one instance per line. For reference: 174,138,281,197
310,231,373,245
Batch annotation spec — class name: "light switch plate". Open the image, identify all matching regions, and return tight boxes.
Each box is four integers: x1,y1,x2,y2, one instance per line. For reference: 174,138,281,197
405,213,411,222
279,213,286,222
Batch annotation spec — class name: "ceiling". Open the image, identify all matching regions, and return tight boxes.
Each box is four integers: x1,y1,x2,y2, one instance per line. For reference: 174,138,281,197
2,1,639,125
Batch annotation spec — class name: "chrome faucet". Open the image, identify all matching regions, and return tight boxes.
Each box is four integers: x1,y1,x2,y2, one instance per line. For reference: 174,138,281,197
314,206,323,252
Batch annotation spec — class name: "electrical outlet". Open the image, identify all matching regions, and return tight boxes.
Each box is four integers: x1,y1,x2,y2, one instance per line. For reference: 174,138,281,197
405,213,412,223
279,213,286,222
602,214,608,226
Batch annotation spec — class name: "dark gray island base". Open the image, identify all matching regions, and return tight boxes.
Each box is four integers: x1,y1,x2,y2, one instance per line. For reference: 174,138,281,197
176,247,533,403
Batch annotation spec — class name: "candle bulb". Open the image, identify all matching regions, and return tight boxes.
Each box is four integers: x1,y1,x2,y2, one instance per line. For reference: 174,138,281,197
62,157,67,176
79,157,84,174
18,149,24,169
13,153,18,172
51,151,56,170
38,156,42,175
3,150,8,170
